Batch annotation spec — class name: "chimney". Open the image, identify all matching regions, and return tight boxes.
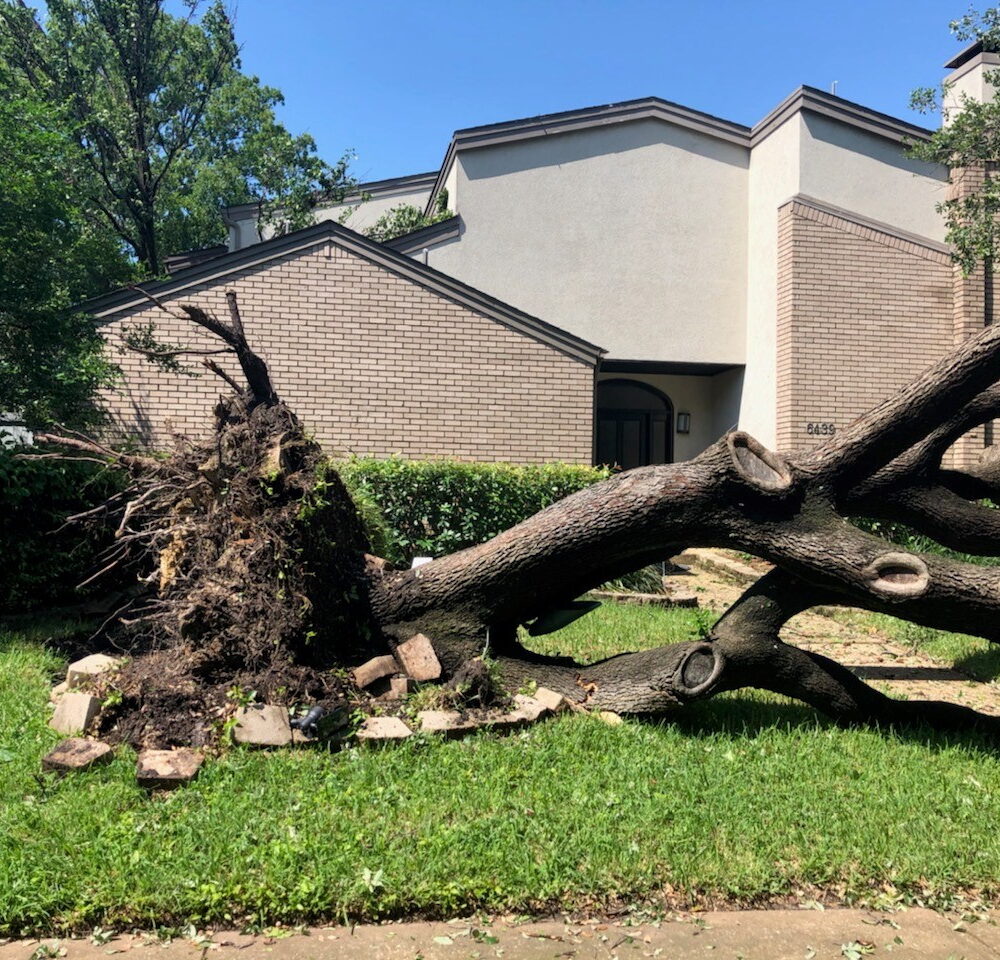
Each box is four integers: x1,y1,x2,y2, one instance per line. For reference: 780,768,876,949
943,39,1000,123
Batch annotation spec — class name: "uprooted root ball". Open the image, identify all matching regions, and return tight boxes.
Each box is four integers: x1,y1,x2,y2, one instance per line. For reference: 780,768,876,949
82,397,380,746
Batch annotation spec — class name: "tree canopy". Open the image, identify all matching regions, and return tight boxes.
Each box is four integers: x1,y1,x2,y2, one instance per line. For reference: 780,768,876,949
0,0,356,277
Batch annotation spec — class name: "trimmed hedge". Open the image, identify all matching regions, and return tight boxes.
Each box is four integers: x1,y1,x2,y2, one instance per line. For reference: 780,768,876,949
335,457,611,566
0,449,123,613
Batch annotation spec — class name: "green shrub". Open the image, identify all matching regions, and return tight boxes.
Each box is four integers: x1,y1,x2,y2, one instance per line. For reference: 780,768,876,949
0,447,123,612
335,457,610,566
599,564,667,594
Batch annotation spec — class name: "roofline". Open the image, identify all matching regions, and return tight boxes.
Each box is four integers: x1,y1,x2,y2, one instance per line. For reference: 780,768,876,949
751,85,934,148
222,170,438,223
423,88,935,214
82,220,605,367
383,215,461,255
424,96,751,215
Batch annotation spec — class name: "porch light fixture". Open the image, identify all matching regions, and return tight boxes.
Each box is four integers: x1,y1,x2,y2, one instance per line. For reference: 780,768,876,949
676,412,691,434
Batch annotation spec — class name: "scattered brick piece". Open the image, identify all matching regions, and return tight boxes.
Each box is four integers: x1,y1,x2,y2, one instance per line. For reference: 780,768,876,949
416,710,479,737
380,676,414,701
42,738,112,773
356,716,412,743
49,692,100,734
233,704,292,747
396,633,442,681
533,687,569,713
66,653,120,688
136,748,203,789
351,655,399,689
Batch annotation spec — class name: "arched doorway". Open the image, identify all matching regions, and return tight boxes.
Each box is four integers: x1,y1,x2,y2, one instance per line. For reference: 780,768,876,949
595,379,673,469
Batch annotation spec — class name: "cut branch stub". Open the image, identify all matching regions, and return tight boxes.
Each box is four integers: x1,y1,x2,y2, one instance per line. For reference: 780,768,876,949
861,552,930,599
726,432,793,492
675,641,725,697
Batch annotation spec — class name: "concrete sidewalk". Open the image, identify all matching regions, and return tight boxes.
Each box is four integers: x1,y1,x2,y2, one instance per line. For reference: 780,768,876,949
4,909,999,960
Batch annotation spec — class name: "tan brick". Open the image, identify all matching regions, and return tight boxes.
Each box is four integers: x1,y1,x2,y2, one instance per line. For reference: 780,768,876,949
97,242,593,464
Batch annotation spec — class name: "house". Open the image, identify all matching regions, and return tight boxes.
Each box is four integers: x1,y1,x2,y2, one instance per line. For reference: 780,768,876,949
86,45,997,468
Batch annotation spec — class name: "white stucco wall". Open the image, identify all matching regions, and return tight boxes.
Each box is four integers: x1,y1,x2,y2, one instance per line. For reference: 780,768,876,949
424,119,749,365
797,115,948,242
741,116,801,448
711,367,743,439
333,184,435,234
226,183,433,251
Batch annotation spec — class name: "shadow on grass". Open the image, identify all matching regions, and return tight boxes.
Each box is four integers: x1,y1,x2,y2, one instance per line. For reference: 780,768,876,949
0,612,96,659
631,692,1000,759
954,646,1000,683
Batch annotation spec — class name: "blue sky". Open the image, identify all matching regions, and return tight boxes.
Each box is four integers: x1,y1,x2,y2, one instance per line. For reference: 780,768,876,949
228,0,960,184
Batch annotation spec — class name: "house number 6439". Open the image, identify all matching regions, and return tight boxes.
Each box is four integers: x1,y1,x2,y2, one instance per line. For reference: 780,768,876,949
806,422,836,436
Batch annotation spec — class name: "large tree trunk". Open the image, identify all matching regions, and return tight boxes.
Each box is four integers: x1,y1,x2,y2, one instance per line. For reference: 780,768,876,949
37,294,1000,744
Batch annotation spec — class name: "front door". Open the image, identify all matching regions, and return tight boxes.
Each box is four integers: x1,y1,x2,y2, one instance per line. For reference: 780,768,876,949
595,380,673,470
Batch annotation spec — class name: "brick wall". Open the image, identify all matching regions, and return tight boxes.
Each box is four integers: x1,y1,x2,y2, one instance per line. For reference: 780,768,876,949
947,166,1000,464
97,240,595,464
776,199,954,457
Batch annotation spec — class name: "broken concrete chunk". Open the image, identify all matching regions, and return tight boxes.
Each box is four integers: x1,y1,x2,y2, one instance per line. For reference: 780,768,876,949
533,687,569,713
136,748,203,789
49,681,68,704
66,653,120,688
488,695,553,731
49,692,100,734
356,716,412,743
232,704,292,747
416,710,479,737
511,694,551,723
42,738,112,773
351,654,399,689
396,633,442,681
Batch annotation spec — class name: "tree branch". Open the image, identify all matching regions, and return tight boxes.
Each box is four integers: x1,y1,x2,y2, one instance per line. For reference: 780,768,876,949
796,322,1000,487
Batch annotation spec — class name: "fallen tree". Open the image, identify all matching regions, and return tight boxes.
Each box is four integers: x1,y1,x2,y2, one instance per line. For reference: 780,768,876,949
33,292,1000,744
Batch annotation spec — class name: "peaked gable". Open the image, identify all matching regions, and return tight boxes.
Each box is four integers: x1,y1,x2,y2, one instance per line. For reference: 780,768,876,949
84,219,605,367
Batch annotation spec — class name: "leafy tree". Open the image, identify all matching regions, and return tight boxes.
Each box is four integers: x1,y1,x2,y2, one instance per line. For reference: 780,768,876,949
0,0,356,275
0,89,130,429
365,192,453,244
910,9,1000,274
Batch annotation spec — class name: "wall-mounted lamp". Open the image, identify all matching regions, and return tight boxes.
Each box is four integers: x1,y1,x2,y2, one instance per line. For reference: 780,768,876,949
676,412,691,434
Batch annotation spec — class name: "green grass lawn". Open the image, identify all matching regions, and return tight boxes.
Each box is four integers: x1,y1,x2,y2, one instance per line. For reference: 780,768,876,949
4,606,1000,935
